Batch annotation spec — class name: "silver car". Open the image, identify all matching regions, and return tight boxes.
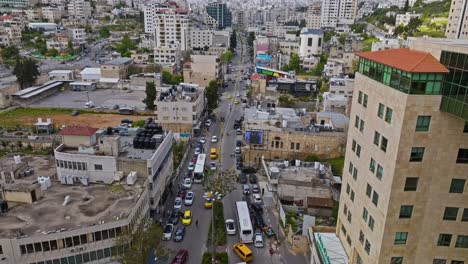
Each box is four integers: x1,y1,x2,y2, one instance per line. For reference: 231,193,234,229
162,224,174,240
254,232,264,248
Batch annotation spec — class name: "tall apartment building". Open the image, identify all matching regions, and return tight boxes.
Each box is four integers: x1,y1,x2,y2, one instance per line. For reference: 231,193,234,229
206,2,232,29
67,0,92,18
0,0,37,7
337,45,467,264
306,3,321,29
320,0,357,28
446,0,468,39
143,3,190,51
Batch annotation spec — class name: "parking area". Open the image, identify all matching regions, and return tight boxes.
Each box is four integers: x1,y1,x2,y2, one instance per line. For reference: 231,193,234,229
30,89,147,110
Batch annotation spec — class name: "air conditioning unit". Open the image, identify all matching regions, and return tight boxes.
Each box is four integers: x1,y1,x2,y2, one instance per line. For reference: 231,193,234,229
70,248,76,252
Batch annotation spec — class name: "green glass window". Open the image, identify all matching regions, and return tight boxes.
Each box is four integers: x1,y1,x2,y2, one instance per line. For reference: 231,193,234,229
372,191,379,206
455,235,468,248
443,207,458,220
366,184,372,198
437,234,452,246
363,94,368,108
376,165,383,180
391,257,404,264
385,107,393,123
369,158,376,172
355,115,360,128
399,205,413,218
462,208,468,222
346,183,350,194
368,216,374,231
359,119,365,132
362,207,368,221
358,91,363,104
353,167,358,180
381,136,388,152
410,147,425,162
395,232,408,245
374,131,380,145
449,179,465,193
350,190,355,201
352,139,356,151
416,116,431,131
356,144,361,157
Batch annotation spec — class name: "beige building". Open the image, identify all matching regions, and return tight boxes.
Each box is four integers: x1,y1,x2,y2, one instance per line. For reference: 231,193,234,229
183,53,222,88
100,57,132,81
154,83,205,133
337,46,467,264
0,71,18,109
446,0,468,39
243,108,348,164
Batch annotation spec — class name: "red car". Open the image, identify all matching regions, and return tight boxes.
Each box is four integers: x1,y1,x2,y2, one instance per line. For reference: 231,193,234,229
171,249,188,264
177,189,187,199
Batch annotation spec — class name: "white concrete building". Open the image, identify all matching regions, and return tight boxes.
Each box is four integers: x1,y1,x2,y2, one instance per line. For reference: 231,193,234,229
80,68,101,82
395,12,422,27
69,28,86,44
329,77,355,98
446,0,468,39
371,38,405,51
48,70,75,81
299,28,323,58
190,29,213,49
154,44,181,66
41,5,64,22
67,0,92,18
321,0,357,28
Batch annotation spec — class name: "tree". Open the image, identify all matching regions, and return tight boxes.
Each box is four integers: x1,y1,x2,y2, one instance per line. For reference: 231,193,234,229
0,46,19,60
323,30,335,42
247,32,255,47
298,19,306,28
221,50,233,63
142,81,156,110
13,58,40,89
282,52,301,73
114,218,169,264
404,0,409,11
67,41,74,55
338,33,348,45
278,95,296,107
115,35,136,57
206,80,219,111
46,48,59,57
162,71,183,85
230,29,237,50
99,26,110,38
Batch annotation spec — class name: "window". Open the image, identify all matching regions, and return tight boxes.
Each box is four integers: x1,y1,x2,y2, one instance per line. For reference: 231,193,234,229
363,94,368,108
366,184,372,198
347,211,352,223
355,115,360,128
369,158,376,172
391,257,404,264
372,191,379,206
455,235,468,248
368,216,374,231
451,261,465,264
343,204,348,215
385,107,393,123
416,116,431,131
464,122,468,133
449,179,465,193
462,208,468,222
350,190,355,201
410,147,425,162
94,164,103,170
290,142,295,150
356,144,361,157
348,162,354,174
353,167,358,180
362,207,368,221
443,207,459,220
359,119,365,132
437,234,452,246
380,136,388,152
352,140,356,151
358,91,363,104
378,103,385,118
359,230,365,244
433,259,447,264
346,184,350,194
456,149,468,163
376,165,383,180
296,143,300,150
373,131,380,146
404,177,419,191
347,235,351,245
395,232,408,245
399,205,413,218
364,239,371,254
341,224,347,236
0,245,2,255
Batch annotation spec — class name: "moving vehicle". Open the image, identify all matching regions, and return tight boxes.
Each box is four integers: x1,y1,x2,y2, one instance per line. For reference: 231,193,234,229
84,101,95,108
210,161,217,171
243,184,250,195
182,210,192,225
174,226,185,242
210,148,217,160
169,210,180,225
227,94,232,99
254,233,264,248
199,137,206,144
235,146,241,154
174,197,183,210
211,136,218,143
252,184,260,193
162,224,174,240
232,243,253,262
234,100,239,104
171,249,188,264
184,191,194,206
235,201,254,243
193,153,206,183
253,193,262,204
183,178,192,189
249,174,257,184
226,219,236,235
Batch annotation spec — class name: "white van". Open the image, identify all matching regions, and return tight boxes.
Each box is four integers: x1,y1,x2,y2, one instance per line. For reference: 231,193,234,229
85,101,95,108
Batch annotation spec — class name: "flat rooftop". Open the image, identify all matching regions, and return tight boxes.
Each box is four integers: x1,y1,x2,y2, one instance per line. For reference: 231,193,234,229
0,179,145,238
0,155,56,181
313,232,349,264
105,57,133,66
267,160,333,183
157,83,201,103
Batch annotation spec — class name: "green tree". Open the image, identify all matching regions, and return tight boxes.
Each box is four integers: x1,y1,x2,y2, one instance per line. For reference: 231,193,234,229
350,23,366,34
162,71,183,85
114,218,169,264
221,50,233,63
278,95,296,107
13,58,40,89
115,35,136,57
142,81,156,110
404,0,409,11
247,32,255,46
299,19,306,28
99,26,111,38
206,80,219,111
230,29,237,50
46,48,59,57
0,46,19,60
323,30,335,42
338,33,348,45
84,24,92,34
67,41,74,55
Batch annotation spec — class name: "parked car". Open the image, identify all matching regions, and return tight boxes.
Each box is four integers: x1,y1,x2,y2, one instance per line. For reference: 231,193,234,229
239,173,247,184
162,223,174,240
250,203,263,215
174,197,183,210
194,147,202,155
252,212,265,228
225,219,236,235
177,189,186,199
249,174,257,184
241,167,257,174
254,232,264,248
182,210,192,225
235,146,241,154
236,129,242,135
71,110,79,116
252,184,260,193
173,226,185,242
169,210,180,225
243,184,250,195
253,193,262,204
205,119,212,127
171,249,188,264
199,137,206,144
184,191,194,206
183,178,192,189
188,162,195,171
211,136,218,143
236,140,242,147
210,161,217,171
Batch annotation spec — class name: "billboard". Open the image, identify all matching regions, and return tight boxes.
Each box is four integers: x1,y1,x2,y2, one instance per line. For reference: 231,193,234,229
245,130,263,145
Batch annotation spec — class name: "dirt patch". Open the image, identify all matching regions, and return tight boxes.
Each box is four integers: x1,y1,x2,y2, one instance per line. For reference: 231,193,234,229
16,113,152,128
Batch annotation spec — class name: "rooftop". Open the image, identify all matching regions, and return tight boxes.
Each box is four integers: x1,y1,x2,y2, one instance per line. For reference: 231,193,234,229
300,28,324,35
0,179,145,238
105,57,133,66
312,232,349,264
80,67,100,75
58,125,98,136
157,83,202,103
49,70,73,74
356,48,449,73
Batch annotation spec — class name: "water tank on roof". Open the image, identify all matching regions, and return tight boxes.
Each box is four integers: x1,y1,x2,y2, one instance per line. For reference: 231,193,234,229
314,162,320,169
13,155,21,164
282,120,287,128
296,160,301,167
284,160,289,167
319,164,325,172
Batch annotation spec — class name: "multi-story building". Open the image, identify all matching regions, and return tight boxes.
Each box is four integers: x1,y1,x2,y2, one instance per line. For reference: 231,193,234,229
306,3,321,29
0,0,37,7
395,12,422,27
67,0,92,18
212,30,230,47
190,29,213,49
337,45,467,264
100,57,133,81
183,52,223,88
69,28,86,44
154,44,181,66
446,0,468,39
236,10,245,28
154,83,205,133
371,38,405,51
25,8,42,21
321,0,357,28
206,2,232,29
299,28,323,58
144,3,190,51
0,70,18,108
41,5,65,23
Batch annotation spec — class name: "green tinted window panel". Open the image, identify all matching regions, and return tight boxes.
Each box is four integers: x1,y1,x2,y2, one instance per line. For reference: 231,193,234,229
413,74,419,81
436,74,443,81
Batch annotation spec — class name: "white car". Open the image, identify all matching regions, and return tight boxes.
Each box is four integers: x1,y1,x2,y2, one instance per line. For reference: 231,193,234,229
253,193,262,204
188,162,195,171
225,219,236,235
183,178,192,189
235,146,241,154
210,162,217,171
205,120,212,127
184,191,194,206
162,223,174,240
174,197,183,210
254,232,264,248
199,137,206,144
211,136,218,143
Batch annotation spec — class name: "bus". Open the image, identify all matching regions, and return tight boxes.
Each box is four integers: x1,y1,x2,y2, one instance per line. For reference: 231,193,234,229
235,201,254,243
193,153,206,183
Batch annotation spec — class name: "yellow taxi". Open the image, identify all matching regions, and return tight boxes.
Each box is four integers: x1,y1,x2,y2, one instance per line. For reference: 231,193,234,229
232,243,253,262
234,100,239,104
227,94,232,99
182,210,192,225
203,192,214,209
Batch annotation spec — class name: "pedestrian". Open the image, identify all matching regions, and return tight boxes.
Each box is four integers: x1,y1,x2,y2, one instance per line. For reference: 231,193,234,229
262,188,265,196
195,219,198,227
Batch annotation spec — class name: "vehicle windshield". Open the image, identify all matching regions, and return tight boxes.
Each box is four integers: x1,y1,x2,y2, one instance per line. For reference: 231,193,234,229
164,225,172,232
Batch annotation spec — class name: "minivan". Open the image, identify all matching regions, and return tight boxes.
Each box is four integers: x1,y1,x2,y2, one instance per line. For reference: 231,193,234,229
243,184,250,195
232,243,253,262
